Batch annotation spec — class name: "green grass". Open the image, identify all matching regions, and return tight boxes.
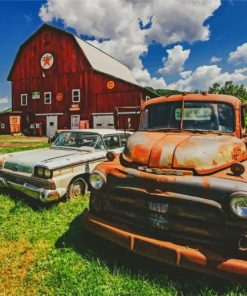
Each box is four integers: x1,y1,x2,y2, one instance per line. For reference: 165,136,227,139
0,143,50,154
0,192,246,295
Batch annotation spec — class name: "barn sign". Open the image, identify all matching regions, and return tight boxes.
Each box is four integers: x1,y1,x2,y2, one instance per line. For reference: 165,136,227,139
40,53,54,69
56,92,64,102
69,104,80,111
32,92,40,99
107,80,115,89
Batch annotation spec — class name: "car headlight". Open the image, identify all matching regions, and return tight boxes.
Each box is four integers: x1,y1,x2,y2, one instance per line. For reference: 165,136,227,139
44,169,52,178
36,167,52,178
89,171,106,190
37,167,44,177
230,193,247,219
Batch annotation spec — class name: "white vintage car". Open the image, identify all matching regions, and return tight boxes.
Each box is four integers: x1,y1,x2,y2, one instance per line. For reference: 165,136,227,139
0,129,131,202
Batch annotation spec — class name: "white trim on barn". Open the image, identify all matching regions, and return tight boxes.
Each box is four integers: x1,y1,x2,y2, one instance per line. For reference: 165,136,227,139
35,113,64,116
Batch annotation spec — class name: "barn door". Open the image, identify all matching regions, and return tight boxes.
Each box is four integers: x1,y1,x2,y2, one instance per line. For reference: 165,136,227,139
71,115,80,129
46,116,58,137
92,113,114,129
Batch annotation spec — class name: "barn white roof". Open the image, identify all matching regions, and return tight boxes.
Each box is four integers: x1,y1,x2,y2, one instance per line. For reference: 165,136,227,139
74,36,138,85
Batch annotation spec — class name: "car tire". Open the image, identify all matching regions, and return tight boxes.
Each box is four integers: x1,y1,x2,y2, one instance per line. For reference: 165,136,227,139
67,177,86,199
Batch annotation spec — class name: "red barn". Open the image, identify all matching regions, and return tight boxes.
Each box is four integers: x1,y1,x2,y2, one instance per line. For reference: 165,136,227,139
6,24,155,136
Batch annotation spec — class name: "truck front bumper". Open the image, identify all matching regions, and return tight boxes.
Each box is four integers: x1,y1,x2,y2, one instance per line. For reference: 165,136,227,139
0,176,66,203
83,210,247,283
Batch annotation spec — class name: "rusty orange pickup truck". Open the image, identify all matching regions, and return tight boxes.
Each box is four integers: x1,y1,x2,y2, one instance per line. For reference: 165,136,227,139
83,93,247,282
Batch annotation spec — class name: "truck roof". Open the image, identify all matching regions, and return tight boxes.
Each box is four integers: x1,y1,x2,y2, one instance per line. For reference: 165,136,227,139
144,93,242,109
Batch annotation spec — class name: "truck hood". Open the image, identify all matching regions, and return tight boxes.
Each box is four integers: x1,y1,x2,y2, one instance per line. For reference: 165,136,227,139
3,147,107,174
123,131,247,174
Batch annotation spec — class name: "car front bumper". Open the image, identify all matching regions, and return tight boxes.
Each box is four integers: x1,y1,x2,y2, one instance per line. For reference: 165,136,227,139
0,176,66,202
83,210,247,283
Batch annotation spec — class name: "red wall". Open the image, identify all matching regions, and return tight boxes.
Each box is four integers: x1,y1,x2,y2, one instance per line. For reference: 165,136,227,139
10,28,90,116
8,25,149,133
90,72,144,113
0,114,10,134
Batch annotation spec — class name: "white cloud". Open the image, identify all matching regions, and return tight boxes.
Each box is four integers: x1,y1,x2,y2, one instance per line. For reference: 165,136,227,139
133,66,167,88
147,0,221,45
228,43,247,65
158,45,190,75
210,56,222,63
234,67,247,74
0,97,8,105
167,65,247,91
180,70,192,79
39,0,221,86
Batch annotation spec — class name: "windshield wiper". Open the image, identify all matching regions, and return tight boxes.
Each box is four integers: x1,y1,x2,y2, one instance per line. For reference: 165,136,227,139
184,129,224,135
141,128,182,132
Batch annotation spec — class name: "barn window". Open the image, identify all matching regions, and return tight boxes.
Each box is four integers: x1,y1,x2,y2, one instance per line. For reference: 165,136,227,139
44,92,52,104
72,89,80,103
1,123,5,129
21,94,28,106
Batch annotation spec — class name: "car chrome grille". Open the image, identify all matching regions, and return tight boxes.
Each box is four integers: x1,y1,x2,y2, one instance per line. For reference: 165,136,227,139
0,171,53,190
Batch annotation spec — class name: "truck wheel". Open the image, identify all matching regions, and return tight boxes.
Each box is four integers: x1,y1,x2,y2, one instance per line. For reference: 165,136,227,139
67,178,86,199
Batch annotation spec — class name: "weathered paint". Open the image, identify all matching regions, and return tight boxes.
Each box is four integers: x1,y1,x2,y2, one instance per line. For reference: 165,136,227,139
124,132,247,175
83,210,247,283
0,130,129,202
84,94,247,281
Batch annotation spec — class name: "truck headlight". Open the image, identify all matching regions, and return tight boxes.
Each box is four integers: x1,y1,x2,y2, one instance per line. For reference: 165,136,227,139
230,193,247,219
89,171,106,190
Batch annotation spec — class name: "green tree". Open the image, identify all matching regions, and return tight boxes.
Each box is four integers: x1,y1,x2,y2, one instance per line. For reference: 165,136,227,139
208,81,247,102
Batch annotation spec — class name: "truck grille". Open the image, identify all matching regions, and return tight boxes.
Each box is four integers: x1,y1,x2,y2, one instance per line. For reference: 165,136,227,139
0,171,53,190
102,186,225,248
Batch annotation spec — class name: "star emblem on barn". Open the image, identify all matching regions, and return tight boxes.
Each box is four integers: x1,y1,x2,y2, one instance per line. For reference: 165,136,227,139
40,52,54,69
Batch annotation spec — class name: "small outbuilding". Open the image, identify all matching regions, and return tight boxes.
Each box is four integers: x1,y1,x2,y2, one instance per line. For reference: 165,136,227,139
0,111,21,134
6,24,156,136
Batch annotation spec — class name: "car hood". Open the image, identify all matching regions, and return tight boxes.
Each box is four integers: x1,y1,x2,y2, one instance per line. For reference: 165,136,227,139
3,147,107,174
123,131,247,174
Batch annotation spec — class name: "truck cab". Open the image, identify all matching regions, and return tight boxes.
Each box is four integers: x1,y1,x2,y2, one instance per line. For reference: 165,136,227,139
83,93,247,282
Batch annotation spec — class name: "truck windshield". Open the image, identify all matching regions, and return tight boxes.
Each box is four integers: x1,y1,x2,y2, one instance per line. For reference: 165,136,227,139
53,132,104,149
140,101,234,133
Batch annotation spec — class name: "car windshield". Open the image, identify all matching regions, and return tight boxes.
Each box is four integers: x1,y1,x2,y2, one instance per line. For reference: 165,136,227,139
140,101,234,133
53,132,105,150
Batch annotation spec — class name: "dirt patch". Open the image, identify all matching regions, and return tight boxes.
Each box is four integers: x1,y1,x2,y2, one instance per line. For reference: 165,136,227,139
0,136,48,149
0,143,42,148
0,238,50,296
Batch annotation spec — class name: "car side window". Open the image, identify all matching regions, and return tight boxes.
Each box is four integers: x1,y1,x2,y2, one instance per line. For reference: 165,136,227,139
103,135,121,149
94,137,105,150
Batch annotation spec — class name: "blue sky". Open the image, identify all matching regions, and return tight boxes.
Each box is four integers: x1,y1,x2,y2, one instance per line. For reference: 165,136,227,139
1,0,247,111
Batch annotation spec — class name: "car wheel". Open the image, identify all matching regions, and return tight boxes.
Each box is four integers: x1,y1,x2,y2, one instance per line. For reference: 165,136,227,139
67,178,86,199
